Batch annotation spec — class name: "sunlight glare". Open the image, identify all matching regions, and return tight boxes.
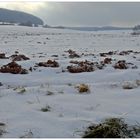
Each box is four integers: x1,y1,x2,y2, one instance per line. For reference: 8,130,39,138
0,2,47,13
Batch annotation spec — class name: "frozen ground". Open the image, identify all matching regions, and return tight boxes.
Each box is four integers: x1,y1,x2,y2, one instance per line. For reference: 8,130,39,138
0,26,140,138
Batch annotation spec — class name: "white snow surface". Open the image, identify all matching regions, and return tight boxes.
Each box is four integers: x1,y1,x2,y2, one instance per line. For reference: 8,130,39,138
0,26,139,138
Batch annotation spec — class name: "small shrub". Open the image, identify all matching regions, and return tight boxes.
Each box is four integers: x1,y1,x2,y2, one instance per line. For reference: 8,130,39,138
83,118,140,138
76,84,90,93
10,54,30,61
67,60,94,73
68,60,105,73
0,53,8,59
14,86,26,94
46,91,54,96
37,60,59,68
0,82,3,86
119,50,133,55
65,49,80,58
114,60,128,69
122,82,137,89
20,130,33,138
41,105,51,112
136,80,140,86
0,122,6,136
103,58,112,64
0,123,5,126
67,65,94,73
67,83,72,86
58,90,64,94
100,51,116,57
0,61,28,74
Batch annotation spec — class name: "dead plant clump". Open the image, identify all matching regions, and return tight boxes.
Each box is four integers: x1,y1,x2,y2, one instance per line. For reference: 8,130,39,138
103,58,112,64
114,60,128,69
68,60,105,73
0,122,6,137
40,105,51,112
100,51,116,57
10,54,30,61
67,64,94,73
14,86,26,94
37,60,59,67
122,80,140,89
0,53,8,59
0,82,3,86
136,80,140,86
0,61,28,74
70,60,94,65
65,49,80,58
51,54,58,57
67,60,94,73
119,50,133,55
83,118,140,138
75,84,90,93
20,130,33,138
122,82,137,89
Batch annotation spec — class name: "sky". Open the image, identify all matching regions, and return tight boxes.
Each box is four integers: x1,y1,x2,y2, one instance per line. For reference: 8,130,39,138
0,2,140,27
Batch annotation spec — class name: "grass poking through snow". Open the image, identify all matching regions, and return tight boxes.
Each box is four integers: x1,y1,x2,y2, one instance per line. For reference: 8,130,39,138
75,84,90,93
83,118,140,138
40,105,51,112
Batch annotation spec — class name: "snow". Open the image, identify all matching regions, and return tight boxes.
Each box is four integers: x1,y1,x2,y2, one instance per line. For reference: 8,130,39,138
0,25,140,137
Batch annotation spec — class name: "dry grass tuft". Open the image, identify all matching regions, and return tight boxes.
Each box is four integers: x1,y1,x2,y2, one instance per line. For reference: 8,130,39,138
40,105,51,112
37,60,59,68
0,61,28,74
75,84,90,93
83,118,140,138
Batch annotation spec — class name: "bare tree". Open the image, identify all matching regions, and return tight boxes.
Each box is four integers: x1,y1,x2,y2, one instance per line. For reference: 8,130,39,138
132,25,140,35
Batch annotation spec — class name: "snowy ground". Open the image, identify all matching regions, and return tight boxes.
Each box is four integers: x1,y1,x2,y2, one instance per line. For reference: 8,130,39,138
0,26,140,138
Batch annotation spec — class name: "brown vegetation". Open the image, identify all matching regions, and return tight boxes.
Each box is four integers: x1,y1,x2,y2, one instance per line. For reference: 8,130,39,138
119,50,133,55
37,60,59,67
10,54,30,61
65,49,80,58
75,84,90,93
83,118,140,138
0,53,8,59
67,60,94,73
68,60,105,73
103,58,112,64
114,60,128,69
0,61,28,74
100,51,116,57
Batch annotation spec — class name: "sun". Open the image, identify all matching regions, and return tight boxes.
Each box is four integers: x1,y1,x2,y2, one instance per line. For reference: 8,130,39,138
0,2,47,13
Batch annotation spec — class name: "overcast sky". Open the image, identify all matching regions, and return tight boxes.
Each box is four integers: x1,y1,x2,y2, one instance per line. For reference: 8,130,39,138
0,2,140,27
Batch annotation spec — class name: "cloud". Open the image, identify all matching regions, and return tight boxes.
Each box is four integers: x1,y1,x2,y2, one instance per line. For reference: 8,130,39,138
0,2,46,12
0,2,140,27
34,2,140,27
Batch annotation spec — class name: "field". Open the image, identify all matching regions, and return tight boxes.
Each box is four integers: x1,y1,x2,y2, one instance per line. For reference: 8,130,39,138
0,26,140,138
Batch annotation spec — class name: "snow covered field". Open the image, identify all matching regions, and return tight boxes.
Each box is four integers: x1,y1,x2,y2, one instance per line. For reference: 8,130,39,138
0,26,140,138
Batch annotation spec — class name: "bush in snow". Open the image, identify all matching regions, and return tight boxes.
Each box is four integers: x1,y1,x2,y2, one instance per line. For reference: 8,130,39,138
37,60,59,68
75,84,90,93
83,118,140,138
132,25,140,35
0,61,28,74
0,122,6,137
40,105,51,112
122,81,138,89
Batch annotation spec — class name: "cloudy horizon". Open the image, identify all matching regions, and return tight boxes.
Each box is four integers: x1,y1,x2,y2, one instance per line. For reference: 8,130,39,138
0,2,140,27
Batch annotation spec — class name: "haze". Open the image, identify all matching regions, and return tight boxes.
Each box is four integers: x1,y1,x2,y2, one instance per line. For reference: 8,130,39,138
0,2,140,27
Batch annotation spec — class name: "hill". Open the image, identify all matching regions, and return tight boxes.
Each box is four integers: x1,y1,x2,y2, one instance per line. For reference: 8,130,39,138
66,26,132,31
0,8,43,25
43,25,132,31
